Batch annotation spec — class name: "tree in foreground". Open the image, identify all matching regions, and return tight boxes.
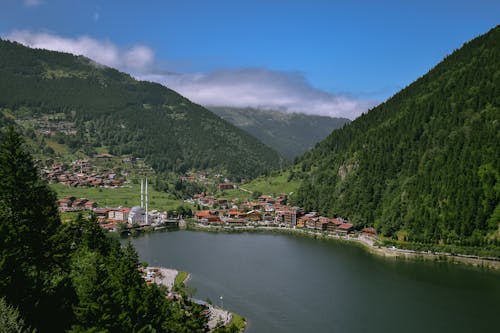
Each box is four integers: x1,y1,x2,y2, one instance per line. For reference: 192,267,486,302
0,127,73,332
0,297,34,333
0,127,209,332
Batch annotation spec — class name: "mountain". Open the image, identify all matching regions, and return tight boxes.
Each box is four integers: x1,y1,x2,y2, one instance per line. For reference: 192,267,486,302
0,40,282,180
293,26,500,247
209,106,350,160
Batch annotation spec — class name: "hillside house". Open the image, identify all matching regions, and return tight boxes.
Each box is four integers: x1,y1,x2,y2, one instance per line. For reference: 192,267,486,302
218,183,235,191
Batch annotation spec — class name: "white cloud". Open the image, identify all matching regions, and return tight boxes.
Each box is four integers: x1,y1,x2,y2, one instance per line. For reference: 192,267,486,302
141,69,375,119
5,30,154,74
23,0,43,7
4,30,375,119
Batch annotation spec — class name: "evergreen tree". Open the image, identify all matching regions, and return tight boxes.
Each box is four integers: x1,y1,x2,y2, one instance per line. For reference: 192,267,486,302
293,25,500,250
0,297,34,333
0,127,74,332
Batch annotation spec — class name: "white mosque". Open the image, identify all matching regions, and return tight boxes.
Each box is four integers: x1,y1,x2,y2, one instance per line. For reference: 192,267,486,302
128,178,150,226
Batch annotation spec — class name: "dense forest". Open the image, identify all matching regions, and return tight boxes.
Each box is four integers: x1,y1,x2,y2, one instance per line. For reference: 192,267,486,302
293,26,500,248
209,107,350,160
0,40,282,180
0,127,212,332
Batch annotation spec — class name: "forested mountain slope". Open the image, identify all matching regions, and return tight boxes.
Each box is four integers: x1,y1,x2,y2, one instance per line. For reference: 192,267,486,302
0,40,282,179
209,106,350,160
294,25,500,246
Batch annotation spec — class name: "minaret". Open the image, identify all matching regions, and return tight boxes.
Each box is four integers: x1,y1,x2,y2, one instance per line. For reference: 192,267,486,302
140,178,144,208
145,177,149,225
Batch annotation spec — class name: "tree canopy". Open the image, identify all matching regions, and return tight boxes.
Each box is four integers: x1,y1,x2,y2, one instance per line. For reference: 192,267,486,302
0,128,209,332
0,39,282,180
293,25,500,249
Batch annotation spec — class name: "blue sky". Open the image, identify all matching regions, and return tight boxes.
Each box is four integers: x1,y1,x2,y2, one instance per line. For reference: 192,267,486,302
1,0,498,118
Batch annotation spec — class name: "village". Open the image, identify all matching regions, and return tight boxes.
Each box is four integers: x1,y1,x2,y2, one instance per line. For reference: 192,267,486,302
187,191,379,237
54,172,377,238
42,155,129,188
58,194,178,231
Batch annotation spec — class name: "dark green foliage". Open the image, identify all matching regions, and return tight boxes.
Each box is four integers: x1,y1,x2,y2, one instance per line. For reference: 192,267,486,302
154,173,206,200
210,106,350,160
294,26,500,248
0,129,208,332
0,39,282,179
63,217,207,333
0,127,73,332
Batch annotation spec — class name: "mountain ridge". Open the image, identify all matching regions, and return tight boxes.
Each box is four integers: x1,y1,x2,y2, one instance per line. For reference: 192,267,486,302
293,25,500,246
209,106,350,160
0,39,283,180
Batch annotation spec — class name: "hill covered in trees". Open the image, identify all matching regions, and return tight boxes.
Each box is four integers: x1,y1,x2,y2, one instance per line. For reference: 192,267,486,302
0,128,213,332
0,40,282,180
209,107,350,160
293,25,500,249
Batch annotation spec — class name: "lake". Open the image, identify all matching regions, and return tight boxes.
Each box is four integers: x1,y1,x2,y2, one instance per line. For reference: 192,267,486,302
129,230,499,333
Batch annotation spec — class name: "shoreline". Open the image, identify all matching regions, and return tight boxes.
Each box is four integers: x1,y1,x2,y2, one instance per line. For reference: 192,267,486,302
145,266,246,332
185,223,500,271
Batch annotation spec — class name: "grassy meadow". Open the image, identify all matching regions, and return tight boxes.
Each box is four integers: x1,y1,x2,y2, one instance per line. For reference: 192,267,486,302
51,183,186,211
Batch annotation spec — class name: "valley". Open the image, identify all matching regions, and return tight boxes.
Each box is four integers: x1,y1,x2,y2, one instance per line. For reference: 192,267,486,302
0,4,498,332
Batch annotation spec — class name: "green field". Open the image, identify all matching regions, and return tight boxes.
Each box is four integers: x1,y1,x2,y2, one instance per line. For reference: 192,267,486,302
220,171,300,200
51,183,186,211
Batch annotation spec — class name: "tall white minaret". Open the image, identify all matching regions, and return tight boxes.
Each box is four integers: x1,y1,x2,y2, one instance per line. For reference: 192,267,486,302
145,177,149,225
140,178,144,208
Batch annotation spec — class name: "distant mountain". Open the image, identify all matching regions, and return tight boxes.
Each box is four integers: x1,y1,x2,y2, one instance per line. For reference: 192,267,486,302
0,40,282,180
293,26,500,248
208,107,350,160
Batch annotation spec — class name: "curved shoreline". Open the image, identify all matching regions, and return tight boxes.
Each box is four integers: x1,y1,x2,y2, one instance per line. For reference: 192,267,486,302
186,224,500,271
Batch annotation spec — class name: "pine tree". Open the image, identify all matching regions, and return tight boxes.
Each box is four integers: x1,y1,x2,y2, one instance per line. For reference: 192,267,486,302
0,127,73,332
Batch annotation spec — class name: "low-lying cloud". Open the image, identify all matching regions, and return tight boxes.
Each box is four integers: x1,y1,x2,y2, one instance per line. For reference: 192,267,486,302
143,69,374,119
5,30,375,119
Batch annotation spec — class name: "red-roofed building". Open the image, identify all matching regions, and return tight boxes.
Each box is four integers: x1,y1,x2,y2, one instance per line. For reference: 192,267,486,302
337,223,354,234
362,227,377,235
227,210,242,217
84,201,97,209
195,210,214,220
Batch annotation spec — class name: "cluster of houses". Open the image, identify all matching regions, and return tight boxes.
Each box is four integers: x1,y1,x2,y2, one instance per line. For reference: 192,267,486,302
179,171,248,190
58,196,176,232
43,158,126,188
191,193,357,234
15,113,77,136
58,196,97,212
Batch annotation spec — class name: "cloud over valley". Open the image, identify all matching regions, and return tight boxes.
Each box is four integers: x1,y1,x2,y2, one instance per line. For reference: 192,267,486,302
5,31,375,119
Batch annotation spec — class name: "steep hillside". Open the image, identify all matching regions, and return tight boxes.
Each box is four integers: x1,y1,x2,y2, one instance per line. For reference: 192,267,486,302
294,26,500,246
209,106,350,160
0,40,282,179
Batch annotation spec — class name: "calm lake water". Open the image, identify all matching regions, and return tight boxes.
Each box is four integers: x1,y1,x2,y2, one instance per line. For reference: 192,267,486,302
129,230,500,333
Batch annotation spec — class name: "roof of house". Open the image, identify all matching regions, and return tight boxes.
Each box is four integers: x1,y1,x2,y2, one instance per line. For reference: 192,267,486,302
338,223,353,230
195,210,212,218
